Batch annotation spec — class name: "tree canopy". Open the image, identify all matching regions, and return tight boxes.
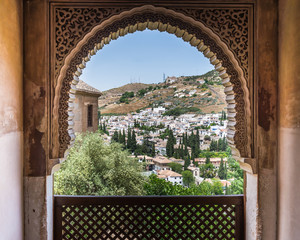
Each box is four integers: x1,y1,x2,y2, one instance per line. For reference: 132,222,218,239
182,170,194,187
144,174,223,196
54,132,146,196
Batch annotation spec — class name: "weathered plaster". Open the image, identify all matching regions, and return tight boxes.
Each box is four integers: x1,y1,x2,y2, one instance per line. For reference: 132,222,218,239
0,0,23,239
278,128,300,239
24,176,47,240
24,0,48,177
46,175,54,240
278,0,300,129
0,132,23,240
278,0,300,239
256,0,278,239
23,1,49,239
245,172,258,240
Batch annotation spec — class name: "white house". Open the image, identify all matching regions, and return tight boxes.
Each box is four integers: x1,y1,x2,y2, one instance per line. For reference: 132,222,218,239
157,170,183,185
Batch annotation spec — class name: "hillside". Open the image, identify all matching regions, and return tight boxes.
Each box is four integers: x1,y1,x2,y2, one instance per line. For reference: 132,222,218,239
99,70,226,115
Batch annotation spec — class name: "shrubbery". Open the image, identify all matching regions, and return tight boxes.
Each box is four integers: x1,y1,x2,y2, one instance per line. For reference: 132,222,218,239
54,132,145,196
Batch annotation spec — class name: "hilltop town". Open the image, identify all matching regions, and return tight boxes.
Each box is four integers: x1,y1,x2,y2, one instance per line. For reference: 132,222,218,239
101,108,230,188
98,70,234,189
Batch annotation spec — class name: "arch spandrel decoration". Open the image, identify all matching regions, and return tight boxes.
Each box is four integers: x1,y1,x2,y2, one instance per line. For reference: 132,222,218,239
50,5,255,174
54,6,250,82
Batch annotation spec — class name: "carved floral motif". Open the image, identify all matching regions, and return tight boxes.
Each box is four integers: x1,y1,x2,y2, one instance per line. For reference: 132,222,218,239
55,7,130,78
171,8,249,80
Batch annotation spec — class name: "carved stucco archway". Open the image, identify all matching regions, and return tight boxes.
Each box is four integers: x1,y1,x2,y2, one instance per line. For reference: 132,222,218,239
50,5,255,174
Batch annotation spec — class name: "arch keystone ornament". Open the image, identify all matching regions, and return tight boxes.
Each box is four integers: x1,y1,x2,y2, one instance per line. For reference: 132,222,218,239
50,5,256,174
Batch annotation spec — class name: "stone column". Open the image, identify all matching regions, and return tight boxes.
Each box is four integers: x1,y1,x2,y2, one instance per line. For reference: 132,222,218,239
23,0,49,239
256,0,278,239
278,0,300,239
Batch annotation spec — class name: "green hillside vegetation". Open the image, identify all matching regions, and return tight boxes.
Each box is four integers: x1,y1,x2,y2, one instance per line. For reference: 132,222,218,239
99,70,226,115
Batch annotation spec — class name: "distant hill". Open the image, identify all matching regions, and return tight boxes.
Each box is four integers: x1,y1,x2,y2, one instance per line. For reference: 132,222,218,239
103,83,154,95
99,70,226,115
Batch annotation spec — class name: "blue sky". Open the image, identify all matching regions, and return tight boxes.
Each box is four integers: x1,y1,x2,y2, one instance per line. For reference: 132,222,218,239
81,29,214,91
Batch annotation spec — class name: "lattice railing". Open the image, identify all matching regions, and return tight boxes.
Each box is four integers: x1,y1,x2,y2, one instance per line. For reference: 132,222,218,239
54,195,244,240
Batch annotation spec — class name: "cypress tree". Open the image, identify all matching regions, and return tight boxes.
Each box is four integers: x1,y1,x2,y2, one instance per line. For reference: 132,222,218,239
131,130,137,152
205,155,211,164
122,129,126,145
112,130,119,143
180,144,184,159
118,130,122,143
195,129,200,157
218,157,226,179
184,142,188,156
103,123,107,133
127,128,132,150
166,129,175,157
184,155,190,170
151,143,155,157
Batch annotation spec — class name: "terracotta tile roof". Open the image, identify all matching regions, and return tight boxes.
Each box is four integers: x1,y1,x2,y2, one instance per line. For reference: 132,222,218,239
158,170,182,177
153,157,172,164
76,80,102,95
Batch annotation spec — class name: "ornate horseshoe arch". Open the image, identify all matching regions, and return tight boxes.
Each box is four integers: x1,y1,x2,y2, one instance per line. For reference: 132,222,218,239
50,5,255,174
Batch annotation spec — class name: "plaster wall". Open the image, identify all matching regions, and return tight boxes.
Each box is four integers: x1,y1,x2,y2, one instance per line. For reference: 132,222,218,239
0,0,23,239
245,172,257,240
278,0,300,239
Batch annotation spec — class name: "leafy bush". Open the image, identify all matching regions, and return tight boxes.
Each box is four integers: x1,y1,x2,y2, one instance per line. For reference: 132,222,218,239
144,174,223,196
120,91,134,103
54,132,145,196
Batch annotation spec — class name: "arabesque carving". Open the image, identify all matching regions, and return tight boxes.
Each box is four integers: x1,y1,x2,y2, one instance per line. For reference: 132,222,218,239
55,7,130,79
52,5,254,173
171,8,249,80
54,7,249,83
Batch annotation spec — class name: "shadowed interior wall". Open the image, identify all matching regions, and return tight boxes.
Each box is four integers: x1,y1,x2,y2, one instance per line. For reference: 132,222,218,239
0,0,23,239
278,0,300,239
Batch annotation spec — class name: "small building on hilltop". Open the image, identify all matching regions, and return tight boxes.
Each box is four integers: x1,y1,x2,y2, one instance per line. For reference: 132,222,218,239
73,80,102,133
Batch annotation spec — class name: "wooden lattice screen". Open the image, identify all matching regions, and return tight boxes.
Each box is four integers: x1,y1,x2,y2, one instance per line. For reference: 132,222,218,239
54,195,244,240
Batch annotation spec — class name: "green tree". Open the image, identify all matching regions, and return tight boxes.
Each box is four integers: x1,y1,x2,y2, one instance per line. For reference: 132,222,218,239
166,129,175,157
204,135,211,141
144,174,177,195
151,142,156,157
218,157,226,179
54,132,145,196
143,175,224,196
118,130,122,143
211,179,224,195
103,122,107,134
228,178,244,194
121,129,126,145
126,127,132,150
168,162,183,174
111,130,119,143
200,163,216,179
182,170,194,187
205,155,211,164
131,130,137,152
